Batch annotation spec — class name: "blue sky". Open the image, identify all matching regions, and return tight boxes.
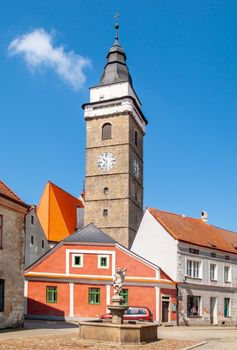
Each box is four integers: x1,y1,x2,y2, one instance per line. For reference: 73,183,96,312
1,0,237,232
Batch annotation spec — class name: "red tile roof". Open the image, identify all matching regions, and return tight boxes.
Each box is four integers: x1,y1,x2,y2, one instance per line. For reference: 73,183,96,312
149,208,237,255
0,180,28,207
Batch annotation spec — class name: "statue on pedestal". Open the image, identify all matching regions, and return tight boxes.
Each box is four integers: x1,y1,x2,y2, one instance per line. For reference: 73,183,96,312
113,267,127,297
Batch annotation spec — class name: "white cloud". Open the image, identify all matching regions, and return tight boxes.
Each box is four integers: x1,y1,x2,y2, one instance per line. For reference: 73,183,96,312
8,28,91,90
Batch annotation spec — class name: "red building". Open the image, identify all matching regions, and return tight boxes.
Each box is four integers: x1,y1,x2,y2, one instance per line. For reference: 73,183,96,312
25,224,176,323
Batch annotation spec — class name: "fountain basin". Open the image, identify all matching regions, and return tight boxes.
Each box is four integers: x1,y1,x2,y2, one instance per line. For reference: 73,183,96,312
79,320,158,345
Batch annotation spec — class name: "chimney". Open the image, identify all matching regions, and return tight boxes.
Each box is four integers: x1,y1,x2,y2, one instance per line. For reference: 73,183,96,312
77,207,84,229
201,210,208,223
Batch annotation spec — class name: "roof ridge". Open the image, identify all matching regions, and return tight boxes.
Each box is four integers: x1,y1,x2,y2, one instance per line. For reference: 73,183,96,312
149,208,237,235
0,179,22,201
48,181,82,203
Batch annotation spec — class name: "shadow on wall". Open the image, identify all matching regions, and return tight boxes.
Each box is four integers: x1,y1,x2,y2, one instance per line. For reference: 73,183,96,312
25,297,66,321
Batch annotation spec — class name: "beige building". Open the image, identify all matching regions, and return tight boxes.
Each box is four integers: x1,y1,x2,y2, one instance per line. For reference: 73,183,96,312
83,23,148,248
0,180,29,328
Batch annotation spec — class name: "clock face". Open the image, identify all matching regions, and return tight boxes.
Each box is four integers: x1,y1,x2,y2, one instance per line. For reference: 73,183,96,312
97,152,116,171
133,159,140,179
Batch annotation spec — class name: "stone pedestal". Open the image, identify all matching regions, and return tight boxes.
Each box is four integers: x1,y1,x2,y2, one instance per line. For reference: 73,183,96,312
107,295,128,324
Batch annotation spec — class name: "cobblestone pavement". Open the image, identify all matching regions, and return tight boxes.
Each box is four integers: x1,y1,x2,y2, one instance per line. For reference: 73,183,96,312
159,325,237,350
0,321,200,350
0,334,200,350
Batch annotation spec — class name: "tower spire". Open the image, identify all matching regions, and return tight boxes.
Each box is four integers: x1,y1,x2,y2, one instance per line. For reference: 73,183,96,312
114,12,120,45
99,13,133,86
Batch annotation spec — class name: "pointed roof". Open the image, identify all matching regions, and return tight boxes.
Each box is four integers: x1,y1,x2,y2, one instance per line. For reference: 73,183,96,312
99,18,133,86
148,208,237,255
0,179,29,208
64,223,115,244
37,181,84,242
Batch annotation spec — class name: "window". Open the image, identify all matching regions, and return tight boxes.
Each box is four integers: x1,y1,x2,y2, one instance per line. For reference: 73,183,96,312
0,215,3,248
0,280,4,312
88,288,100,304
189,248,199,255
224,298,230,317
187,260,201,278
31,215,34,225
225,255,230,261
31,235,34,245
210,263,217,281
135,130,138,146
104,187,109,195
72,254,83,267
187,296,201,317
120,289,128,305
98,255,109,268
102,123,112,140
103,209,108,216
224,266,231,282
211,252,216,258
42,240,44,249
46,286,57,303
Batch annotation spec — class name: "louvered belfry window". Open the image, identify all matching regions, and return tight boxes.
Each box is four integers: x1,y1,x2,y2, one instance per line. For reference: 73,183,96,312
102,123,112,140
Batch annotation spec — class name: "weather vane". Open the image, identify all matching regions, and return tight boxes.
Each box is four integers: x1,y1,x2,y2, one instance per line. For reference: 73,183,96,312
114,12,120,42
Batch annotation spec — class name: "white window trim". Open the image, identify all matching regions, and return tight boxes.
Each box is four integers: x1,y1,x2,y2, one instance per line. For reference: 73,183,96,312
185,257,203,279
209,262,218,281
223,265,232,283
98,255,109,269
72,253,83,267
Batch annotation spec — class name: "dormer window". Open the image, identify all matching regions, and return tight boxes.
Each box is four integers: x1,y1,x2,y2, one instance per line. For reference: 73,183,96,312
102,123,112,140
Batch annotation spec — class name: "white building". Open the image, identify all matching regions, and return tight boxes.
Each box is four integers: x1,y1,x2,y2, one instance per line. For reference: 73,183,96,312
132,208,237,325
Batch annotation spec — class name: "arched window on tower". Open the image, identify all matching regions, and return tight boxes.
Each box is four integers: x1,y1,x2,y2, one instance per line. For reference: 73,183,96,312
135,130,138,146
102,123,112,140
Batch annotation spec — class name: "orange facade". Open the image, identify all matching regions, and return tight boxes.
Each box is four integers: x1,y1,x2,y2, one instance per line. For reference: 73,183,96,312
25,242,176,323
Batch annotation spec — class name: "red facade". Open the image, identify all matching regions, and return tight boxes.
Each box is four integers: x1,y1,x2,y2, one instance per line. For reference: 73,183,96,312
25,241,176,323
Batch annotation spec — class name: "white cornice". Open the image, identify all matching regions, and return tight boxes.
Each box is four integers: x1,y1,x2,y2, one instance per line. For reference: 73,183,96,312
84,97,146,133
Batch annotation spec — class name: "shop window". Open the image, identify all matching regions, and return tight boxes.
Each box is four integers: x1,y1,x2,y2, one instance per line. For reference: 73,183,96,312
120,289,128,305
46,286,57,303
102,123,112,140
187,296,201,317
224,298,230,317
88,288,100,304
0,280,4,312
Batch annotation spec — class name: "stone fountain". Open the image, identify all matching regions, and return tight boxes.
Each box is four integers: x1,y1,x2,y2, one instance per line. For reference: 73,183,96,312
79,267,158,345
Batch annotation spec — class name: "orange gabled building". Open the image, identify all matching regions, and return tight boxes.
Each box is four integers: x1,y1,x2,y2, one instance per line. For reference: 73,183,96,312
25,224,176,323
37,181,84,245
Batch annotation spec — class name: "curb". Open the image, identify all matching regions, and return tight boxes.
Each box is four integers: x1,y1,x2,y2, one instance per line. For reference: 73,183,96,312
182,341,207,350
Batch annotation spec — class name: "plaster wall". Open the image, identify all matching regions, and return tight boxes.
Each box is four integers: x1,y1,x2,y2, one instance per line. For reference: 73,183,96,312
25,209,50,268
131,210,178,281
0,197,27,328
